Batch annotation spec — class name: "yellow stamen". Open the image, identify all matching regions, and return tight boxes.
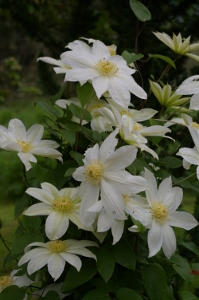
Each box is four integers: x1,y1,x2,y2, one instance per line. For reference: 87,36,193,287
48,240,67,253
122,194,130,204
84,160,104,185
95,59,118,76
133,123,143,131
17,141,32,152
53,197,73,212
192,122,199,129
0,276,12,289
151,202,168,224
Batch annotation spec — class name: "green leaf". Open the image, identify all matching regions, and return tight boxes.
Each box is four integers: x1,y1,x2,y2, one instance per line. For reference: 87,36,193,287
64,167,76,177
160,156,182,169
11,232,44,256
149,54,176,69
122,50,144,64
14,197,29,218
32,163,55,185
0,286,26,300
170,254,193,282
113,237,136,269
76,82,96,107
43,290,61,300
142,263,174,300
62,260,97,291
116,287,143,300
180,291,199,300
22,215,41,231
53,160,77,189
82,289,111,300
91,278,119,293
69,103,92,122
180,241,199,256
60,128,76,146
35,101,61,118
129,0,151,22
96,244,115,283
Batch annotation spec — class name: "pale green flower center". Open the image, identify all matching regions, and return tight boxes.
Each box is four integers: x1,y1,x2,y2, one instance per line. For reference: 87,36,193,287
0,275,12,289
133,123,143,131
48,240,67,253
17,140,32,152
152,202,168,224
84,160,104,185
122,194,130,204
53,197,73,212
95,59,118,76
192,122,199,129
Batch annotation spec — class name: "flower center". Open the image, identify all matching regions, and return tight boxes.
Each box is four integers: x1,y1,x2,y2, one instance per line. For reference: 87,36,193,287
48,240,67,253
95,59,118,76
53,197,73,212
0,276,12,290
133,123,143,131
84,160,104,185
122,194,130,204
192,122,199,129
17,140,32,152
151,202,168,224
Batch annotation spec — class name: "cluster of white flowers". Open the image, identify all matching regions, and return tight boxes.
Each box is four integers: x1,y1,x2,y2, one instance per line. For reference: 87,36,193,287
1,34,199,298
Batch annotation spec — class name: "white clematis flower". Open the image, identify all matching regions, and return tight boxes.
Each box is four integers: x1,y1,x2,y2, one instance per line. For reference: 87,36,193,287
0,269,34,293
18,239,98,281
177,120,199,179
0,119,62,171
72,129,148,227
24,183,83,240
37,56,71,74
60,39,147,108
176,75,199,110
129,168,198,258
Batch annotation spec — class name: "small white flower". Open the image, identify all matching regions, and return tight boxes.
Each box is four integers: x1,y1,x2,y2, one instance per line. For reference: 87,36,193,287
61,39,147,108
73,129,148,227
176,75,199,110
18,239,98,281
24,183,83,240
0,119,62,171
0,269,35,300
130,168,198,258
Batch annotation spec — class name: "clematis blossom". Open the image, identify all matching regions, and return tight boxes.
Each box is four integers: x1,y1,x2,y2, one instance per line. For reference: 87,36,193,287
72,129,148,227
129,168,198,258
0,119,62,171
24,183,83,240
60,39,147,108
176,75,199,110
18,239,98,281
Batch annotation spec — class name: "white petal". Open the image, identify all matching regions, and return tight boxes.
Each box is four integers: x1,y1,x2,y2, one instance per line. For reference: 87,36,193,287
79,182,99,226
177,147,199,166
27,252,49,275
144,168,157,206
48,253,66,281
26,186,54,204
23,203,54,216
45,213,69,240
148,222,162,257
104,145,137,170
111,219,124,245
161,224,176,259
101,179,126,219
18,152,37,171
60,252,81,272
26,125,44,143
8,119,26,140
97,209,112,231
92,76,110,99
168,211,198,230
99,129,118,160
